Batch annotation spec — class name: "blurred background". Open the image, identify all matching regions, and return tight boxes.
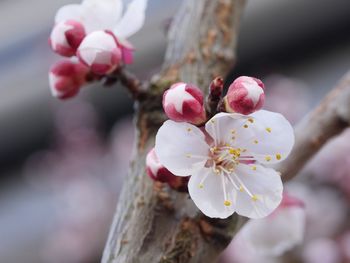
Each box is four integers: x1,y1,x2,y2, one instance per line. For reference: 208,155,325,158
1,0,350,262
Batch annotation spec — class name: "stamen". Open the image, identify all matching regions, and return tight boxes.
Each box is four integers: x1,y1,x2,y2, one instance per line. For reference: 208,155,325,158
265,156,271,162
254,140,258,144
199,170,211,188
224,200,232,206
248,118,254,123
251,195,259,202
221,174,231,207
233,172,255,198
266,127,272,133
276,153,281,160
187,128,192,132
243,124,248,128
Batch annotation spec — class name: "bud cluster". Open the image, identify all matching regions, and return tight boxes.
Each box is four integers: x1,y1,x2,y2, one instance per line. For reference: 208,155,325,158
48,0,148,99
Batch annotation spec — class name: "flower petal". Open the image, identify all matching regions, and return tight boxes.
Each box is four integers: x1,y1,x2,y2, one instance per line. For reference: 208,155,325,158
233,164,283,219
205,112,248,146
113,0,148,39
242,110,294,164
81,0,123,32
188,167,236,219
155,120,209,176
55,4,82,23
205,110,294,164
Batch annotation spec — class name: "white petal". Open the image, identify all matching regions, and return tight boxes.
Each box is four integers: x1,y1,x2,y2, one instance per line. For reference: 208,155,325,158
233,164,283,219
205,112,248,146
241,206,305,256
206,111,294,164
113,0,148,38
155,120,209,176
55,4,82,23
81,0,123,32
247,110,295,164
188,167,236,219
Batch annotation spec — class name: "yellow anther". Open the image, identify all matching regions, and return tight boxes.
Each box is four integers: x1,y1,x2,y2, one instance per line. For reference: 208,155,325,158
225,143,230,147
248,118,254,123
252,166,257,171
265,156,271,162
211,120,215,123
231,130,236,134
254,140,258,144
252,195,259,202
243,124,249,128
199,184,204,189
232,136,236,140
276,153,281,160
224,200,232,206
187,128,192,132
239,185,244,192
186,154,192,158
266,127,272,133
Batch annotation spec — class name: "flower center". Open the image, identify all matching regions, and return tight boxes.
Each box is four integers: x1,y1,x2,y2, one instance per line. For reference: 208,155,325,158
210,144,241,174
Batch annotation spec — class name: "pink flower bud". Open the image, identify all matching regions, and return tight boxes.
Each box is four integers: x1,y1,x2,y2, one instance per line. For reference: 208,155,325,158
146,148,189,192
49,60,89,99
49,20,86,57
163,83,207,125
117,38,135,65
77,31,122,75
146,148,175,183
224,76,265,115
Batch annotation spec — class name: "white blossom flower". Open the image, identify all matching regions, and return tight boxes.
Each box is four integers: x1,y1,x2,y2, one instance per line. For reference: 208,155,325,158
55,0,147,38
53,0,148,73
238,193,305,256
155,110,294,219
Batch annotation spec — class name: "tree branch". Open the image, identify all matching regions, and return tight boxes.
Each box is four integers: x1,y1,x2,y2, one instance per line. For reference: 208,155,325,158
274,71,350,181
102,1,246,262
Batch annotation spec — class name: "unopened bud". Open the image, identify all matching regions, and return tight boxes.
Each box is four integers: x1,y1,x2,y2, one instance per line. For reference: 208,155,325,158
146,148,189,192
49,60,89,99
207,77,224,115
163,82,207,125
77,31,122,75
224,76,265,115
49,20,86,57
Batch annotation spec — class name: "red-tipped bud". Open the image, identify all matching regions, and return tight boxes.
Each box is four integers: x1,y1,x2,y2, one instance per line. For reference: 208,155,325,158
224,76,265,115
209,77,224,98
146,148,189,192
207,77,224,115
49,20,86,57
163,83,207,125
49,60,89,99
77,31,122,75
117,38,135,65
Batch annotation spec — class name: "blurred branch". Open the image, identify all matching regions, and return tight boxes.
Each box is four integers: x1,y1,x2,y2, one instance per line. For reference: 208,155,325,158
102,0,246,262
275,71,350,181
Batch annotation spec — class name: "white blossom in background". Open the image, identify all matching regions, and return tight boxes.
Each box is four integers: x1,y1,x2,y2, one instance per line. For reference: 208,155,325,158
303,239,342,263
50,0,148,74
155,110,294,219
238,193,305,256
221,193,305,262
